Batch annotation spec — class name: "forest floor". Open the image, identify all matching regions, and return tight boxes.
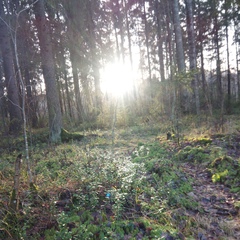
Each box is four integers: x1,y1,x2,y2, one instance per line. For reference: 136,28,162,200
0,119,240,239
180,162,239,239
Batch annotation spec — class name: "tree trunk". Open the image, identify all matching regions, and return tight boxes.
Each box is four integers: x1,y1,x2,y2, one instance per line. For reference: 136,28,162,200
0,66,7,132
87,0,102,111
18,10,38,127
33,0,62,142
69,48,84,122
154,0,165,82
234,23,239,101
172,0,185,72
143,0,152,82
185,0,200,115
0,2,22,133
62,55,72,118
225,0,231,113
212,0,222,108
123,0,133,68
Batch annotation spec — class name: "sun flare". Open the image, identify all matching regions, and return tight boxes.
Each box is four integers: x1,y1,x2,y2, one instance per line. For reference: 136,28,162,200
100,62,135,97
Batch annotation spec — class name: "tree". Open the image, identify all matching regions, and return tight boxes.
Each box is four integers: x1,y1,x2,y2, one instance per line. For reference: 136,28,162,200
172,0,185,72
86,0,102,111
185,0,200,115
143,0,152,82
195,0,213,115
16,6,38,127
153,0,165,82
0,1,22,132
212,0,223,108
33,0,62,142
223,0,232,113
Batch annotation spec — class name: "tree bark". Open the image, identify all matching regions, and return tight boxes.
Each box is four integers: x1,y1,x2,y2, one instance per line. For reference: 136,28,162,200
172,0,185,72
212,0,222,108
18,10,38,127
87,0,102,111
185,0,200,115
0,2,22,133
154,0,165,82
33,0,62,142
143,0,152,82
225,0,231,113
69,48,84,122
123,0,133,68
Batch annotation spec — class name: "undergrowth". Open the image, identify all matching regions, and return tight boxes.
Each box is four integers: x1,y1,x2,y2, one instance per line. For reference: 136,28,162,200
0,120,239,239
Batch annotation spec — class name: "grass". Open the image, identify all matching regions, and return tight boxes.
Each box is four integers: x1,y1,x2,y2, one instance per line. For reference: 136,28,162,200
0,115,239,239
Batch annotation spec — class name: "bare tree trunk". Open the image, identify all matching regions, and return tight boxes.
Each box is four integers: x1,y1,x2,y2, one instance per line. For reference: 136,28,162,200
87,0,102,111
225,0,231,113
143,0,152,82
33,0,62,142
172,0,185,114
172,0,186,72
200,45,213,115
165,0,174,114
123,0,133,68
0,2,22,133
185,0,200,115
62,61,72,118
69,48,84,122
114,26,121,61
0,66,7,132
154,0,165,82
18,11,38,127
13,5,35,185
234,23,239,101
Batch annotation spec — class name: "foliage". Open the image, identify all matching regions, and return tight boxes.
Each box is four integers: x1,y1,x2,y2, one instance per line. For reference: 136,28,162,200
209,156,240,191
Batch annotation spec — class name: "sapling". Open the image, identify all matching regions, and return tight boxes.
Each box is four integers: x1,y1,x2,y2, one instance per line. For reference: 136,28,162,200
111,99,118,147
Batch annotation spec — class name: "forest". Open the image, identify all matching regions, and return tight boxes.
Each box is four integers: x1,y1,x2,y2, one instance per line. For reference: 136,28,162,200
0,0,239,239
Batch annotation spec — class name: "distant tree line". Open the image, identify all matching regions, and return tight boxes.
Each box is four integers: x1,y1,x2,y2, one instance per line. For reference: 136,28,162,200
0,0,239,141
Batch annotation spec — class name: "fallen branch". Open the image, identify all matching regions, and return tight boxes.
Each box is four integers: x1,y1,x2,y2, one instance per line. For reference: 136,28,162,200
9,154,22,212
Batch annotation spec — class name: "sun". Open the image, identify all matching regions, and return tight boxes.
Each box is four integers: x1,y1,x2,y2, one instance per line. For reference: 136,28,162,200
100,62,135,97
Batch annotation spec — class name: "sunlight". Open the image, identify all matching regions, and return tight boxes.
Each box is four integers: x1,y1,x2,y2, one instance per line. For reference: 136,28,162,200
100,62,135,97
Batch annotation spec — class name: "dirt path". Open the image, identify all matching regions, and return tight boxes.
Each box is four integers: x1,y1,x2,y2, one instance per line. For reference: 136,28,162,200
181,162,240,240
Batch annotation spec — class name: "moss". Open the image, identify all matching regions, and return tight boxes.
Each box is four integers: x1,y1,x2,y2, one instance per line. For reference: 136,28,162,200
61,128,84,142
212,170,228,183
210,156,237,173
174,146,209,163
194,137,212,145
209,156,240,189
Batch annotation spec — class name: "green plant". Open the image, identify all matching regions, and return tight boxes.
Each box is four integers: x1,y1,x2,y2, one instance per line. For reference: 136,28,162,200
209,156,240,189
212,170,229,183
174,145,210,163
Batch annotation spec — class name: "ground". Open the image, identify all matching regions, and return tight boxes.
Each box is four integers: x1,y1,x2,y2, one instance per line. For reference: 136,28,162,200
0,121,239,239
